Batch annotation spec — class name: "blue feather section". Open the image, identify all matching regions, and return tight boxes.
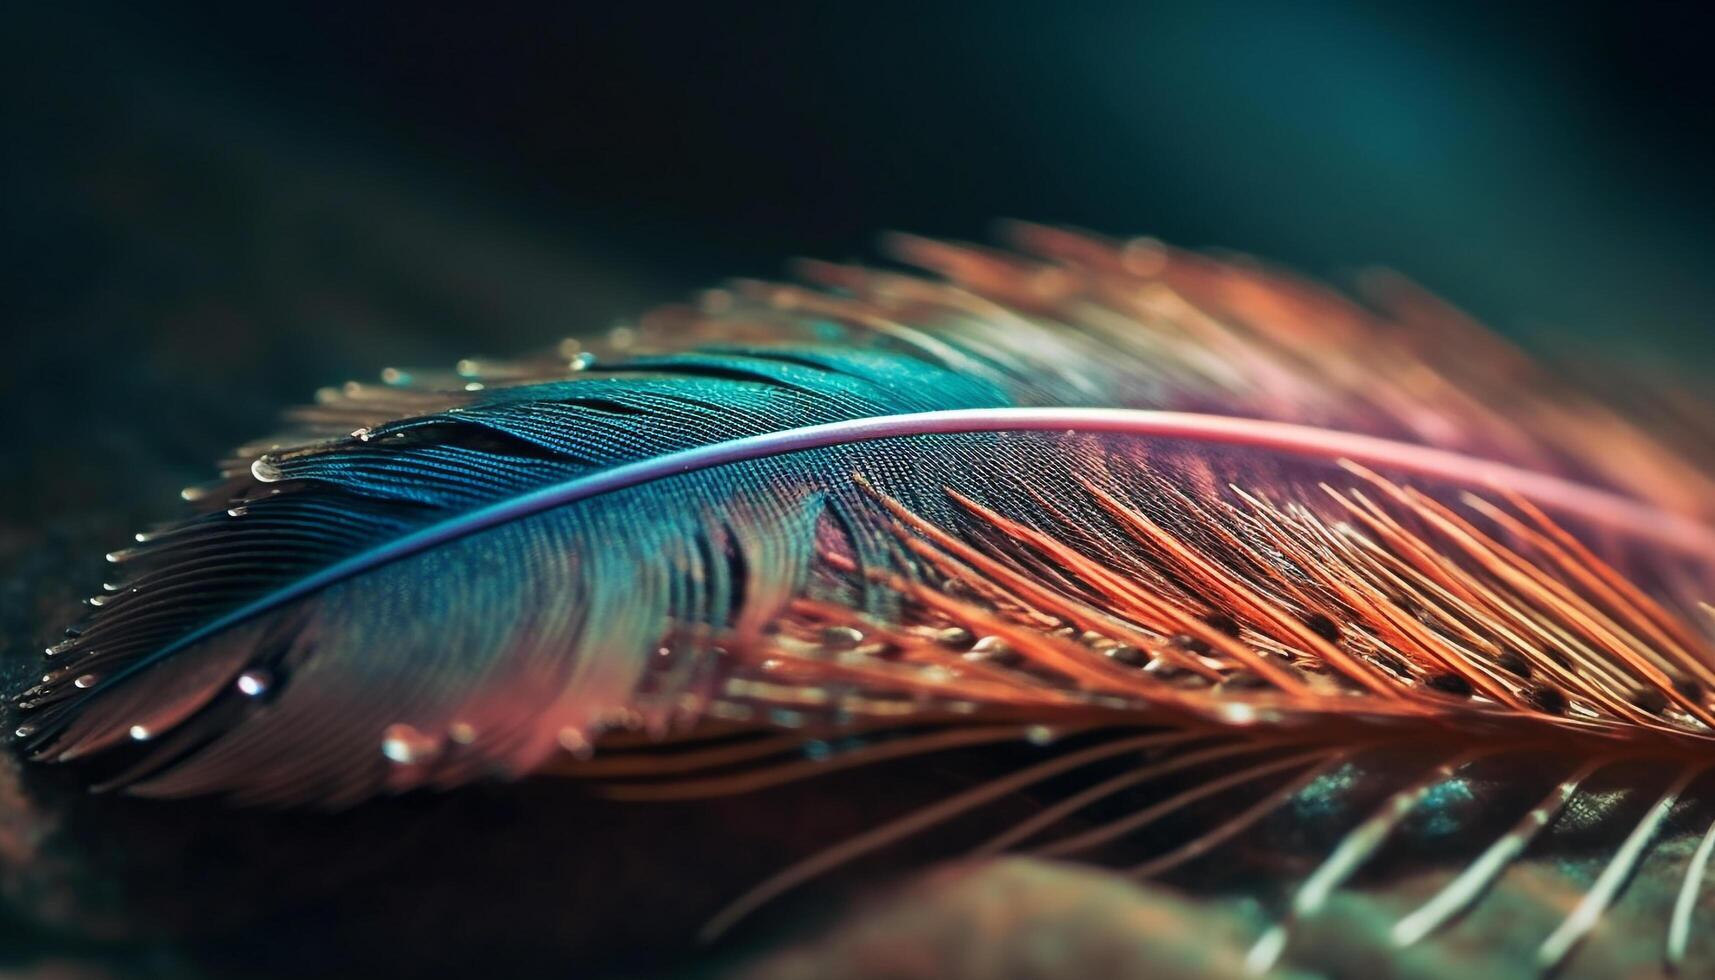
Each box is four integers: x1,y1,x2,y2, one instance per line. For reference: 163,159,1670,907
22,343,1042,801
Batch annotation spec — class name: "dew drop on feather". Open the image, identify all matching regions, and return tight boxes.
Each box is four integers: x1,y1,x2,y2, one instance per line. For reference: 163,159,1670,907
820,626,863,650
381,723,439,765
963,646,1023,668
934,627,974,649
249,457,283,483
235,670,273,698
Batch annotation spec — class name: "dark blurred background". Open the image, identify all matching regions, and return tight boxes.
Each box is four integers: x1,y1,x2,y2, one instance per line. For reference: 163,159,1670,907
5,0,1715,519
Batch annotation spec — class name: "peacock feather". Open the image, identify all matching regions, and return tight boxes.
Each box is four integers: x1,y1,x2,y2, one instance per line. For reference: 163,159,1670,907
20,224,1715,977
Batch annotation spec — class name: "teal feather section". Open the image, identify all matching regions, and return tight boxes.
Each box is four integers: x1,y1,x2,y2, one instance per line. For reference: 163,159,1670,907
22,344,1026,799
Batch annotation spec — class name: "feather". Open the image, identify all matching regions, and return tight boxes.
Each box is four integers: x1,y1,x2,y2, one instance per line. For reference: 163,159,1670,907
20,224,1715,975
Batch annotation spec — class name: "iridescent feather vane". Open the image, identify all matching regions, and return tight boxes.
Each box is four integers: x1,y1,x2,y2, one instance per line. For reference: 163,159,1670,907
21,224,1715,976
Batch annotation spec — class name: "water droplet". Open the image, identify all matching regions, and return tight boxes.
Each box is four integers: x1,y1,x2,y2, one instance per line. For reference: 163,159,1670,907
129,725,152,741
73,674,98,689
226,506,248,518
381,723,438,765
250,457,283,483
463,381,485,392
820,626,863,650
350,427,372,442
935,627,974,649
568,352,596,371
456,358,481,378
1025,725,1056,746
1218,702,1261,725
235,670,273,697
14,725,35,738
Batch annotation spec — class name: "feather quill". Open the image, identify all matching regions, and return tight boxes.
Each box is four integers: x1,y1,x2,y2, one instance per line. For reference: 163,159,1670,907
20,225,1715,975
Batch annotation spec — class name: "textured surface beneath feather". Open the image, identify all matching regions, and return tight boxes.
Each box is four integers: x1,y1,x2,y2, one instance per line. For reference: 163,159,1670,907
18,228,1715,977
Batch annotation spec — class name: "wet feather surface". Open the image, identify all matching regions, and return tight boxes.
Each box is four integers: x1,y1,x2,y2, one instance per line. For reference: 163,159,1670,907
15,226,1715,977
